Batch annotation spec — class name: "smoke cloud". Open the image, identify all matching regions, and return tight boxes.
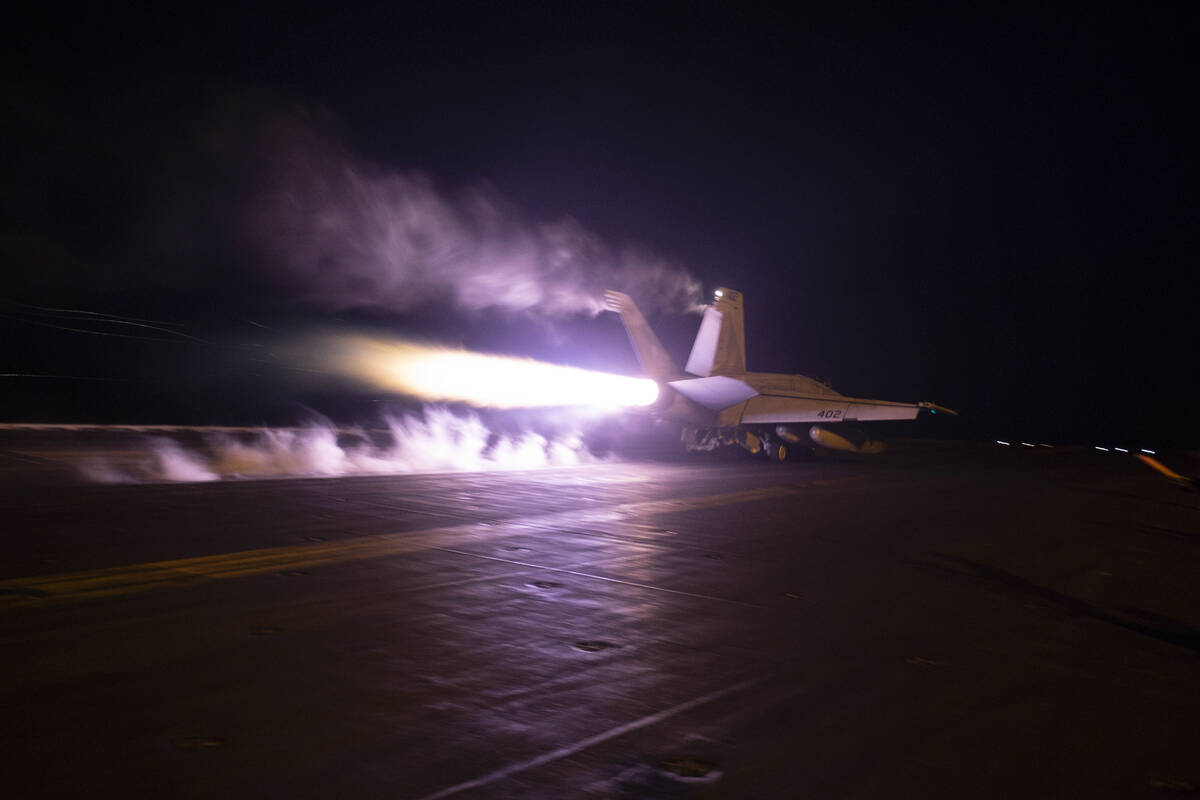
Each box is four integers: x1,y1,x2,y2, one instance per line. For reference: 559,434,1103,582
246,109,702,317
78,408,602,483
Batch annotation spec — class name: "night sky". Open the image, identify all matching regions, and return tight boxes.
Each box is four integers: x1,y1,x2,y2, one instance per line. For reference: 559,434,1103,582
2,5,1196,446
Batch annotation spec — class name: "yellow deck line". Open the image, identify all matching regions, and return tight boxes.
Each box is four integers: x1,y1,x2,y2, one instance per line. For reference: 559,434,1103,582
1136,454,1190,483
0,481,841,607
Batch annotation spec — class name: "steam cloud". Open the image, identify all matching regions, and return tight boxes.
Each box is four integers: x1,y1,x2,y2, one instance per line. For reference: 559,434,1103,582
247,110,702,317
79,408,602,483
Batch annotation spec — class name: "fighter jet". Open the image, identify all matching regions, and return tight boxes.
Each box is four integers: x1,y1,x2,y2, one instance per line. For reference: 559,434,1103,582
605,287,956,460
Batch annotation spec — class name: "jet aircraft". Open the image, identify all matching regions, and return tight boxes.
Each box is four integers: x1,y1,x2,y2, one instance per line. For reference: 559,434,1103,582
605,287,956,460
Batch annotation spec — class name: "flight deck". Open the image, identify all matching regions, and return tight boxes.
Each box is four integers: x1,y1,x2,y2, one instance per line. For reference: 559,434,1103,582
1,435,1197,798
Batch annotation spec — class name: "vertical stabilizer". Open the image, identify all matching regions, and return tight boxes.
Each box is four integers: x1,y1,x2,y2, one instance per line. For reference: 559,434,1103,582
685,287,746,376
603,290,680,378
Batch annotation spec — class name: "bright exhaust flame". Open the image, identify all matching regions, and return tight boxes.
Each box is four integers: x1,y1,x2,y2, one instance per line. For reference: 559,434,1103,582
326,336,659,408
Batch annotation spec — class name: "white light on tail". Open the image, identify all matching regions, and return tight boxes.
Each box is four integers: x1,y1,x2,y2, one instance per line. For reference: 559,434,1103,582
325,336,659,409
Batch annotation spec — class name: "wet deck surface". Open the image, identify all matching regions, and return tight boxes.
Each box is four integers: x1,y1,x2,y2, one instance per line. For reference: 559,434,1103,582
1,440,1198,798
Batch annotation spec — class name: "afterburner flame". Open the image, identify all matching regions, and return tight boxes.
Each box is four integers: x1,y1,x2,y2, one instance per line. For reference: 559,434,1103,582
326,336,658,408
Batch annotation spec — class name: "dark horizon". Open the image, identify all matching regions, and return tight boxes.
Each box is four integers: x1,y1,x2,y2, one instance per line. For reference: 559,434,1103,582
2,6,1196,448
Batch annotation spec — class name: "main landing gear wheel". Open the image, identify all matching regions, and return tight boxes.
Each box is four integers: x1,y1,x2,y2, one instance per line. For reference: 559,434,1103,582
764,442,788,462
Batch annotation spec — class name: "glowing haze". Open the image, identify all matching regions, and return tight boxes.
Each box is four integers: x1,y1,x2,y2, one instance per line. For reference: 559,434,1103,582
246,106,703,317
322,335,659,409
76,410,604,483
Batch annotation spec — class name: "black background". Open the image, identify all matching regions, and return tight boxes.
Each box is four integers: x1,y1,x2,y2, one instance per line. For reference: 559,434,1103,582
2,4,1196,446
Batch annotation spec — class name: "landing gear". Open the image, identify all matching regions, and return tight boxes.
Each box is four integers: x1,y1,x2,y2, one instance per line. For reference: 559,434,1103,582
683,427,793,462
681,427,721,452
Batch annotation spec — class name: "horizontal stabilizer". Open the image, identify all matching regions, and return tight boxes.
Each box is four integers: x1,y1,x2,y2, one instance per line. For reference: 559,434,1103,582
668,376,759,411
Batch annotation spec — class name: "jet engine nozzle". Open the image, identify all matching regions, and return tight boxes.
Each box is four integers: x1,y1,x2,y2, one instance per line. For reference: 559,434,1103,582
647,382,718,426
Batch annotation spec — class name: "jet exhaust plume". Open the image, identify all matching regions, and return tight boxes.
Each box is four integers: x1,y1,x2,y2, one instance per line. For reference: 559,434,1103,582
78,409,603,483
318,335,659,409
248,108,703,317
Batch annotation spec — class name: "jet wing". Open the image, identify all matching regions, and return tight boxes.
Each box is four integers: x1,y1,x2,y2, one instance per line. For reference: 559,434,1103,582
738,394,954,423
667,378,957,422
